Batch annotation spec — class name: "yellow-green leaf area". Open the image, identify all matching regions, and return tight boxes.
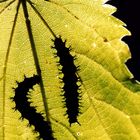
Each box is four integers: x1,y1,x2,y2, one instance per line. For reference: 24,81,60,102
0,0,140,139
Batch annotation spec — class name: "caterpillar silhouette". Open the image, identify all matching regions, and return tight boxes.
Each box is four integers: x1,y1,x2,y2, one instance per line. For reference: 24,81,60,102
52,37,81,125
11,75,54,140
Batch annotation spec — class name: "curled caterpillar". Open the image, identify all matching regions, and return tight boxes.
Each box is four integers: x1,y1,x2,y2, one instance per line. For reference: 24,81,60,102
11,75,54,140
52,37,81,125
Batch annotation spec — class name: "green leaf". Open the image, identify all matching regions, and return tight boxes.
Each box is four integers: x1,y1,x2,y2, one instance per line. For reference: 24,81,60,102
0,0,140,139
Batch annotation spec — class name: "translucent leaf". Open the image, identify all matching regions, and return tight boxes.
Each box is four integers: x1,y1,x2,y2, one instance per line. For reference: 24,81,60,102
0,0,140,139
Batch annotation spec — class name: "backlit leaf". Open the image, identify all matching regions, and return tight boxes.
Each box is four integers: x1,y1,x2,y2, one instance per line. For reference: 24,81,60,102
0,0,140,139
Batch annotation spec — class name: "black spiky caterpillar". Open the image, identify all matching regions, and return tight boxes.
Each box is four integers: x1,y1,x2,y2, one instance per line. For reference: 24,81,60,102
11,75,54,140
52,37,81,125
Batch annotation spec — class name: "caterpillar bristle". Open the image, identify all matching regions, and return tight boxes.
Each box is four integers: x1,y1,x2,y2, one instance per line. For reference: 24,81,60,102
16,81,19,84
12,75,54,139
19,116,24,121
52,37,82,125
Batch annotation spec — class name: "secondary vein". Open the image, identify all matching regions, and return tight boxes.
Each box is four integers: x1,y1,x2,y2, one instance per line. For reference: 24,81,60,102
21,0,54,138
2,1,20,139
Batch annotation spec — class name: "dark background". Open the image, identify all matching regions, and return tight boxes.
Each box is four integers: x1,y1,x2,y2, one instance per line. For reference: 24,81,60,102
106,0,140,81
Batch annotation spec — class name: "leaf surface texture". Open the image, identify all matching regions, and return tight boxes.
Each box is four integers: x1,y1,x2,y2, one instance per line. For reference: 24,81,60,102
0,0,140,139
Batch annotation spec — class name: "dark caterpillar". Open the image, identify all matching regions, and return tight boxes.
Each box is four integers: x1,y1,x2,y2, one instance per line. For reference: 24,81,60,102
11,75,54,140
52,37,81,125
